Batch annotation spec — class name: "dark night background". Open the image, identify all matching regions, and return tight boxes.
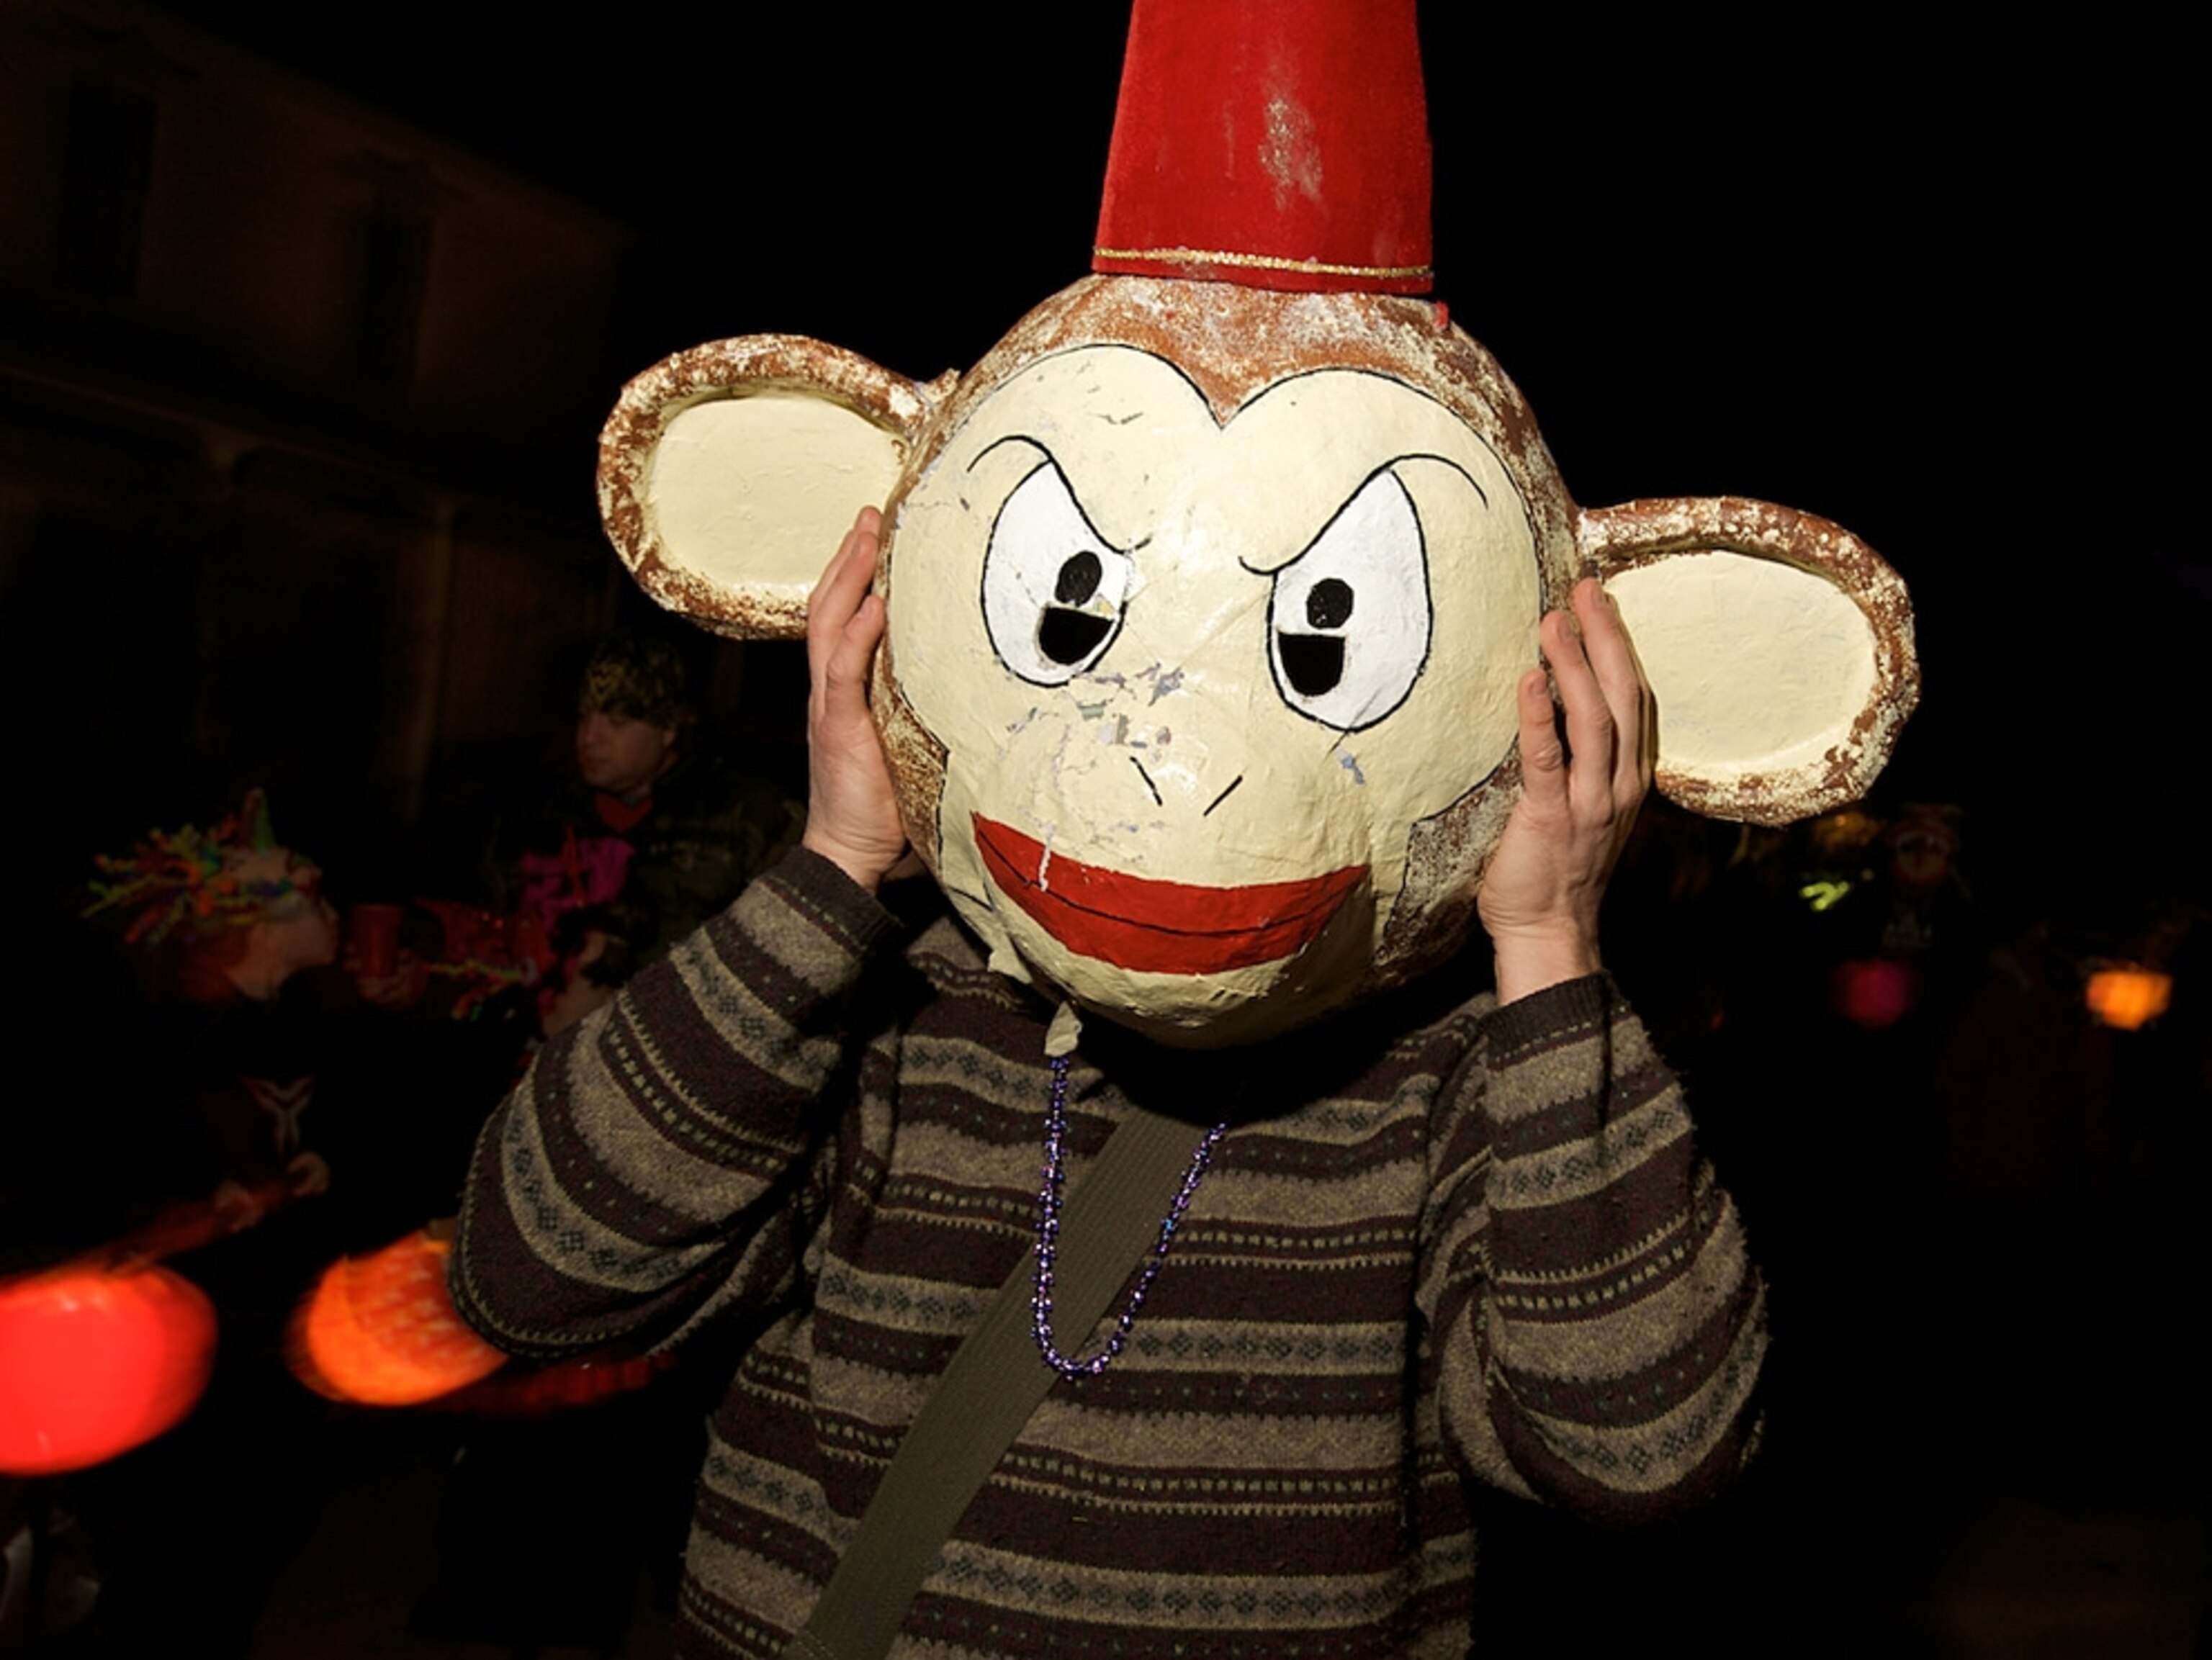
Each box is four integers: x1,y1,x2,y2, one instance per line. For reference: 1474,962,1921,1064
2,2,2201,1654
131,1,2203,906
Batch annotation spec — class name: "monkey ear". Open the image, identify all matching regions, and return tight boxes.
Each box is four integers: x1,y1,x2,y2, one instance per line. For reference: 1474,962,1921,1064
598,337,946,639
1582,497,1919,826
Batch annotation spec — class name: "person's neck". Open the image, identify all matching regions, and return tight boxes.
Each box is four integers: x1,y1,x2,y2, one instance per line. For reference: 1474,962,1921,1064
621,745,680,806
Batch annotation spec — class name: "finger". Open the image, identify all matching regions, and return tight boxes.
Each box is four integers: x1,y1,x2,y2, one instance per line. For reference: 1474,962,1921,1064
806,508,883,678
1514,664,1566,812
806,510,878,662
1542,605,1615,817
1570,579,1650,800
823,593,887,716
882,848,929,883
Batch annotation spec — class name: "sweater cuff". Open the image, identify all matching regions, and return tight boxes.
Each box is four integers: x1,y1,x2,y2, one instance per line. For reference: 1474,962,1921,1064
1482,970,1614,1058
756,844,906,957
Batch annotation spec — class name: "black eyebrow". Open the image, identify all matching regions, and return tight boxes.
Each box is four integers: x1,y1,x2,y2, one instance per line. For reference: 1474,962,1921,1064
971,445,1130,567
968,433,1052,474
1237,454,1485,577
1395,452,1487,508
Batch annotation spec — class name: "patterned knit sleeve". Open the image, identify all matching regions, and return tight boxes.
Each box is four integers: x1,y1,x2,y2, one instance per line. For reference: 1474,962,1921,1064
450,848,902,1359
1422,973,1766,1522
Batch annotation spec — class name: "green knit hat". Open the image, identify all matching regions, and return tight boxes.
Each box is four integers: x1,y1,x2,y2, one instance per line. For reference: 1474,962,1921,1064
579,633,691,726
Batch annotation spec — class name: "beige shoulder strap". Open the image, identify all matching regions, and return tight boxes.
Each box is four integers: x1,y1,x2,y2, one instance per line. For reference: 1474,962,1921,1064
783,1104,1208,1660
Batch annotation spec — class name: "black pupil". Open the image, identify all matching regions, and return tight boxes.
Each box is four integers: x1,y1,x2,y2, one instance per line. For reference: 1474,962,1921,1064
1279,635,1344,697
1279,580,1356,696
1038,551,1112,666
1306,578,1353,629
1040,609,1112,665
1056,551,1103,605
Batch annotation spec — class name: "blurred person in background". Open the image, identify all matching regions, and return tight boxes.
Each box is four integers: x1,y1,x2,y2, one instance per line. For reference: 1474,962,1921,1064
493,631,801,1035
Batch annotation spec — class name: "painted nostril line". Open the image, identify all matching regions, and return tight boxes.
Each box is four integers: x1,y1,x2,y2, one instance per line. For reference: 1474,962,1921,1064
1202,776,1244,817
1130,755,1164,806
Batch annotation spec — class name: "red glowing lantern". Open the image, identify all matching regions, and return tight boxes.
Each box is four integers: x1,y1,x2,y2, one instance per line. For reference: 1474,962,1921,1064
290,1231,506,1407
0,1265,217,1475
1829,957,1920,1031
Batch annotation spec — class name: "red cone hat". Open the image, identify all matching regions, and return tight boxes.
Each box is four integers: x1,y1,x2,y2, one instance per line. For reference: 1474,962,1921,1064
1093,0,1434,296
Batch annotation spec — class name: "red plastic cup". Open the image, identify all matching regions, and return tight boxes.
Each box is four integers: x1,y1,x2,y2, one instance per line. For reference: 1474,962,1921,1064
350,903,404,979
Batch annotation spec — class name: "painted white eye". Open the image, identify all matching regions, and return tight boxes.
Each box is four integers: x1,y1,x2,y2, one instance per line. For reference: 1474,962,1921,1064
1267,469,1431,730
981,461,1133,686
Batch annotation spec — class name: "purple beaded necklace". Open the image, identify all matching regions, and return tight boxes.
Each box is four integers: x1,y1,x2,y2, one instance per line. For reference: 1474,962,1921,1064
1030,1054,1228,1381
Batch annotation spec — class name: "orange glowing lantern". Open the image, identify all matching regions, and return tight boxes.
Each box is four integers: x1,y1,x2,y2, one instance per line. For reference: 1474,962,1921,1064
0,1265,217,1475
291,1231,505,1407
2085,967,2173,1032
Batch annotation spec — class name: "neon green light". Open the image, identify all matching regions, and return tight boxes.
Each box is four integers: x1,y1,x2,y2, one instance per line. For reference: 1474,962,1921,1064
1799,879,1853,913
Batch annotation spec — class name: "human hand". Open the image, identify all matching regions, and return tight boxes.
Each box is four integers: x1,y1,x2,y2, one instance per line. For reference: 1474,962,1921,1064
1478,578,1653,1005
542,930,619,1035
799,508,909,894
212,1179,265,1231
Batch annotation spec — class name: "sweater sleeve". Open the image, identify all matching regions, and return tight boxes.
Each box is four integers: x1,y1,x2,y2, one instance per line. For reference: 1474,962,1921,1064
1423,973,1766,1523
450,849,902,1359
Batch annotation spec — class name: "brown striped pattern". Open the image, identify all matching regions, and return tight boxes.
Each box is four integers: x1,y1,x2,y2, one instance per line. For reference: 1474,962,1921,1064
453,852,1765,1657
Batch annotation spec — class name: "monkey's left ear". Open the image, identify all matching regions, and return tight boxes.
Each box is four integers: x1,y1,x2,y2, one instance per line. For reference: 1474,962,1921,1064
1583,497,1918,826
597,336,948,639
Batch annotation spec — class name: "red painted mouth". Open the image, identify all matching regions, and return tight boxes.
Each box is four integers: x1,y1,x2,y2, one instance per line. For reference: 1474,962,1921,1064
973,814,1366,976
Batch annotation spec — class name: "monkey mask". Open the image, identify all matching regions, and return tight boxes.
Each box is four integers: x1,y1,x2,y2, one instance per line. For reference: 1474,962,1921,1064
595,0,1917,1047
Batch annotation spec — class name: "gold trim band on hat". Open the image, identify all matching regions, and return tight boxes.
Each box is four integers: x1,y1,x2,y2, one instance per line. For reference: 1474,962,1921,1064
1094,245,1433,281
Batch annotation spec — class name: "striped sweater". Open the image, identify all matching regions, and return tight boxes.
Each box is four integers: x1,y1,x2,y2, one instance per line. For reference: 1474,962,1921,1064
452,849,1765,1658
